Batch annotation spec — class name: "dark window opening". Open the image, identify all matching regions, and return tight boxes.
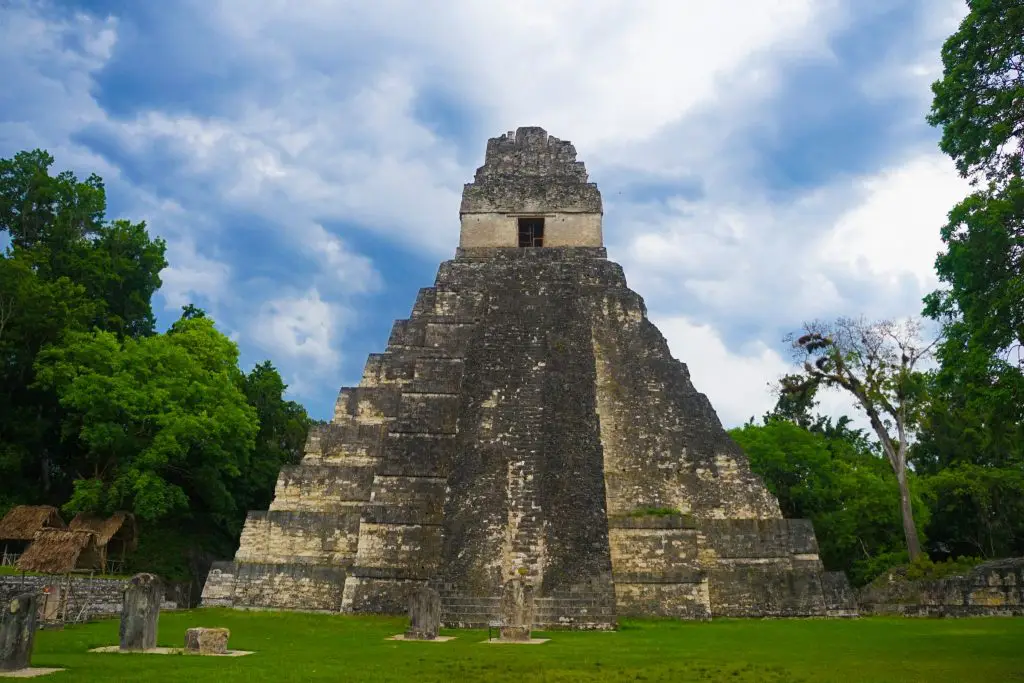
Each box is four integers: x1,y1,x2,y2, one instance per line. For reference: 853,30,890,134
518,217,544,247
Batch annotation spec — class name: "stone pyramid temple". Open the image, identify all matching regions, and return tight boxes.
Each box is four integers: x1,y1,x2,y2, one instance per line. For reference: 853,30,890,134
202,127,857,627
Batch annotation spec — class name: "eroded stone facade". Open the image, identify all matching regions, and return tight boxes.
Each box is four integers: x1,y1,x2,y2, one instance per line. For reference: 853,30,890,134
202,127,856,626
858,558,1024,617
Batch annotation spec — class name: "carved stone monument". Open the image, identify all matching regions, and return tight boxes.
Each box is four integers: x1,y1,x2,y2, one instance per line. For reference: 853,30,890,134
404,586,441,640
0,593,38,671
203,126,859,627
185,627,230,654
498,578,534,642
119,572,161,651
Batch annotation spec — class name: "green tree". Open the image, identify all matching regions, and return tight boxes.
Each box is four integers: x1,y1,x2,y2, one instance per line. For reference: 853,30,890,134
923,2,1024,564
784,317,935,560
0,150,106,257
0,148,167,511
237,361,310,513
32,313,259,525
0,253,95,503
766,373,821,429
927,0,1024,188
0,149,166,338
913,326,1024,559
924,181,1024,366
730,418,924,585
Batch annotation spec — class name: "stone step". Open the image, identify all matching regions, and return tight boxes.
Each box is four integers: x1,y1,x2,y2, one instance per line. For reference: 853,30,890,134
333,386,402,424
269,464,376,512
235,510,361,566
227,562,349,612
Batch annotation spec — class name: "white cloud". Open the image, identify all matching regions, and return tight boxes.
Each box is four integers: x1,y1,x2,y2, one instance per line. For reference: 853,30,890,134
160,238,232,311
817,153,968,300
251,289,342,385
622,146,969,430
302,222,381,294
2,0,971,424
0,4,117,170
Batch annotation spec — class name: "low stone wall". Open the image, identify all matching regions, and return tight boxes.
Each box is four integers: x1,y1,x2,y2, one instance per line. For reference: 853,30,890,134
858,558,1024,617
0,575,125,619
0,574,182,620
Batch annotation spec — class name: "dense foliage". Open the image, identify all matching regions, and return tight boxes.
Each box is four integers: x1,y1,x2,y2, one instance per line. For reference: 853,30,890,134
920,0,1024,564
0,150,310,583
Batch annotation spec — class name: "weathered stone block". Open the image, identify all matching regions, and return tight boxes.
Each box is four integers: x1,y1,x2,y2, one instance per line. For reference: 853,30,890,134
120,573,160,651
858,557,1024,617
0,593,38,671
232,564,346,611
184,627,230,654
200,562,237,607
498,578,534,641
404,587,441,640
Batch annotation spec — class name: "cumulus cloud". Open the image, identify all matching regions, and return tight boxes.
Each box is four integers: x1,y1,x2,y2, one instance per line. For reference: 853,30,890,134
1,0,973,423
250,289,344,390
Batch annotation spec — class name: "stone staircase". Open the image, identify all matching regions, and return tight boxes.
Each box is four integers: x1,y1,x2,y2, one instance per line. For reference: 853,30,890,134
340,286,477,613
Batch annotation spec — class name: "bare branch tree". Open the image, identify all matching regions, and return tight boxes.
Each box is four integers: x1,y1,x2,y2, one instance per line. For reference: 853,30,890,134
784,316,938,560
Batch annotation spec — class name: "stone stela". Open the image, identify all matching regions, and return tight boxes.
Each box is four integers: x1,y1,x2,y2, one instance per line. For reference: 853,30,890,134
404,586,441,640
119,573,160,651
498,578,535,642
0,593,38,672
201,126,858,628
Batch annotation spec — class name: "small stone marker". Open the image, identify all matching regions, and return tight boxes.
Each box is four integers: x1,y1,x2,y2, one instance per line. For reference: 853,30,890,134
184,628,230,655
404,586,441,640
0,593,38,671
40,585,61,623
498,577,534,642
119,572,161,651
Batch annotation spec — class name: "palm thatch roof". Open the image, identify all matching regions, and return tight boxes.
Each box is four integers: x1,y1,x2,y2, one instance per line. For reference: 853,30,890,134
0,505,66,541
16,529,102,574
69,511,138,550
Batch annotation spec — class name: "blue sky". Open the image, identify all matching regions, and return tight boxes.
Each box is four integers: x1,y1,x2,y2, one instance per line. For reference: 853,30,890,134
1,0,971,426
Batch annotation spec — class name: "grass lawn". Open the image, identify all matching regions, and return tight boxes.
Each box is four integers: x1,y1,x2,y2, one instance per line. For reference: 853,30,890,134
26,609,1024,682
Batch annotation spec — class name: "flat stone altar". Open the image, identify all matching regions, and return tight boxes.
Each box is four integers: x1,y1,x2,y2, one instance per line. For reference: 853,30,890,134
202,126,858,628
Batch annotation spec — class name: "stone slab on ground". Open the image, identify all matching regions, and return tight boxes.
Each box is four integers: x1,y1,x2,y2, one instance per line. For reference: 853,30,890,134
386,635,455,642
0,669,63,679
483,638,549,645
89,646,254,657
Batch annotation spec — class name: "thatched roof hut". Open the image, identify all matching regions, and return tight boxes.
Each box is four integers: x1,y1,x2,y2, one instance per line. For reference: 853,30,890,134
69,512,138,551
0,505,66,542
16,529,102,574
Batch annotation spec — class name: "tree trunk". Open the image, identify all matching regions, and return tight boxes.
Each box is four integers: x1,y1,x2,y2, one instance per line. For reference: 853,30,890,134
897,470,922,561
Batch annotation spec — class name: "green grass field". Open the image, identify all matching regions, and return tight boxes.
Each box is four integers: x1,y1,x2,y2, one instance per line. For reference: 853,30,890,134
26,609,1024,682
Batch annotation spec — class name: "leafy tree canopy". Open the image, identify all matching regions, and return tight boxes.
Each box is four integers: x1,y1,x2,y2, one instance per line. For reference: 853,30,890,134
33,313,259,524
927,0,1024,187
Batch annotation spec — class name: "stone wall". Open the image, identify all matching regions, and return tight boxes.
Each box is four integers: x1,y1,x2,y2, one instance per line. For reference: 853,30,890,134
459,213,602,249
203,561,347,611
0,574,179,619
858,558,1024,617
